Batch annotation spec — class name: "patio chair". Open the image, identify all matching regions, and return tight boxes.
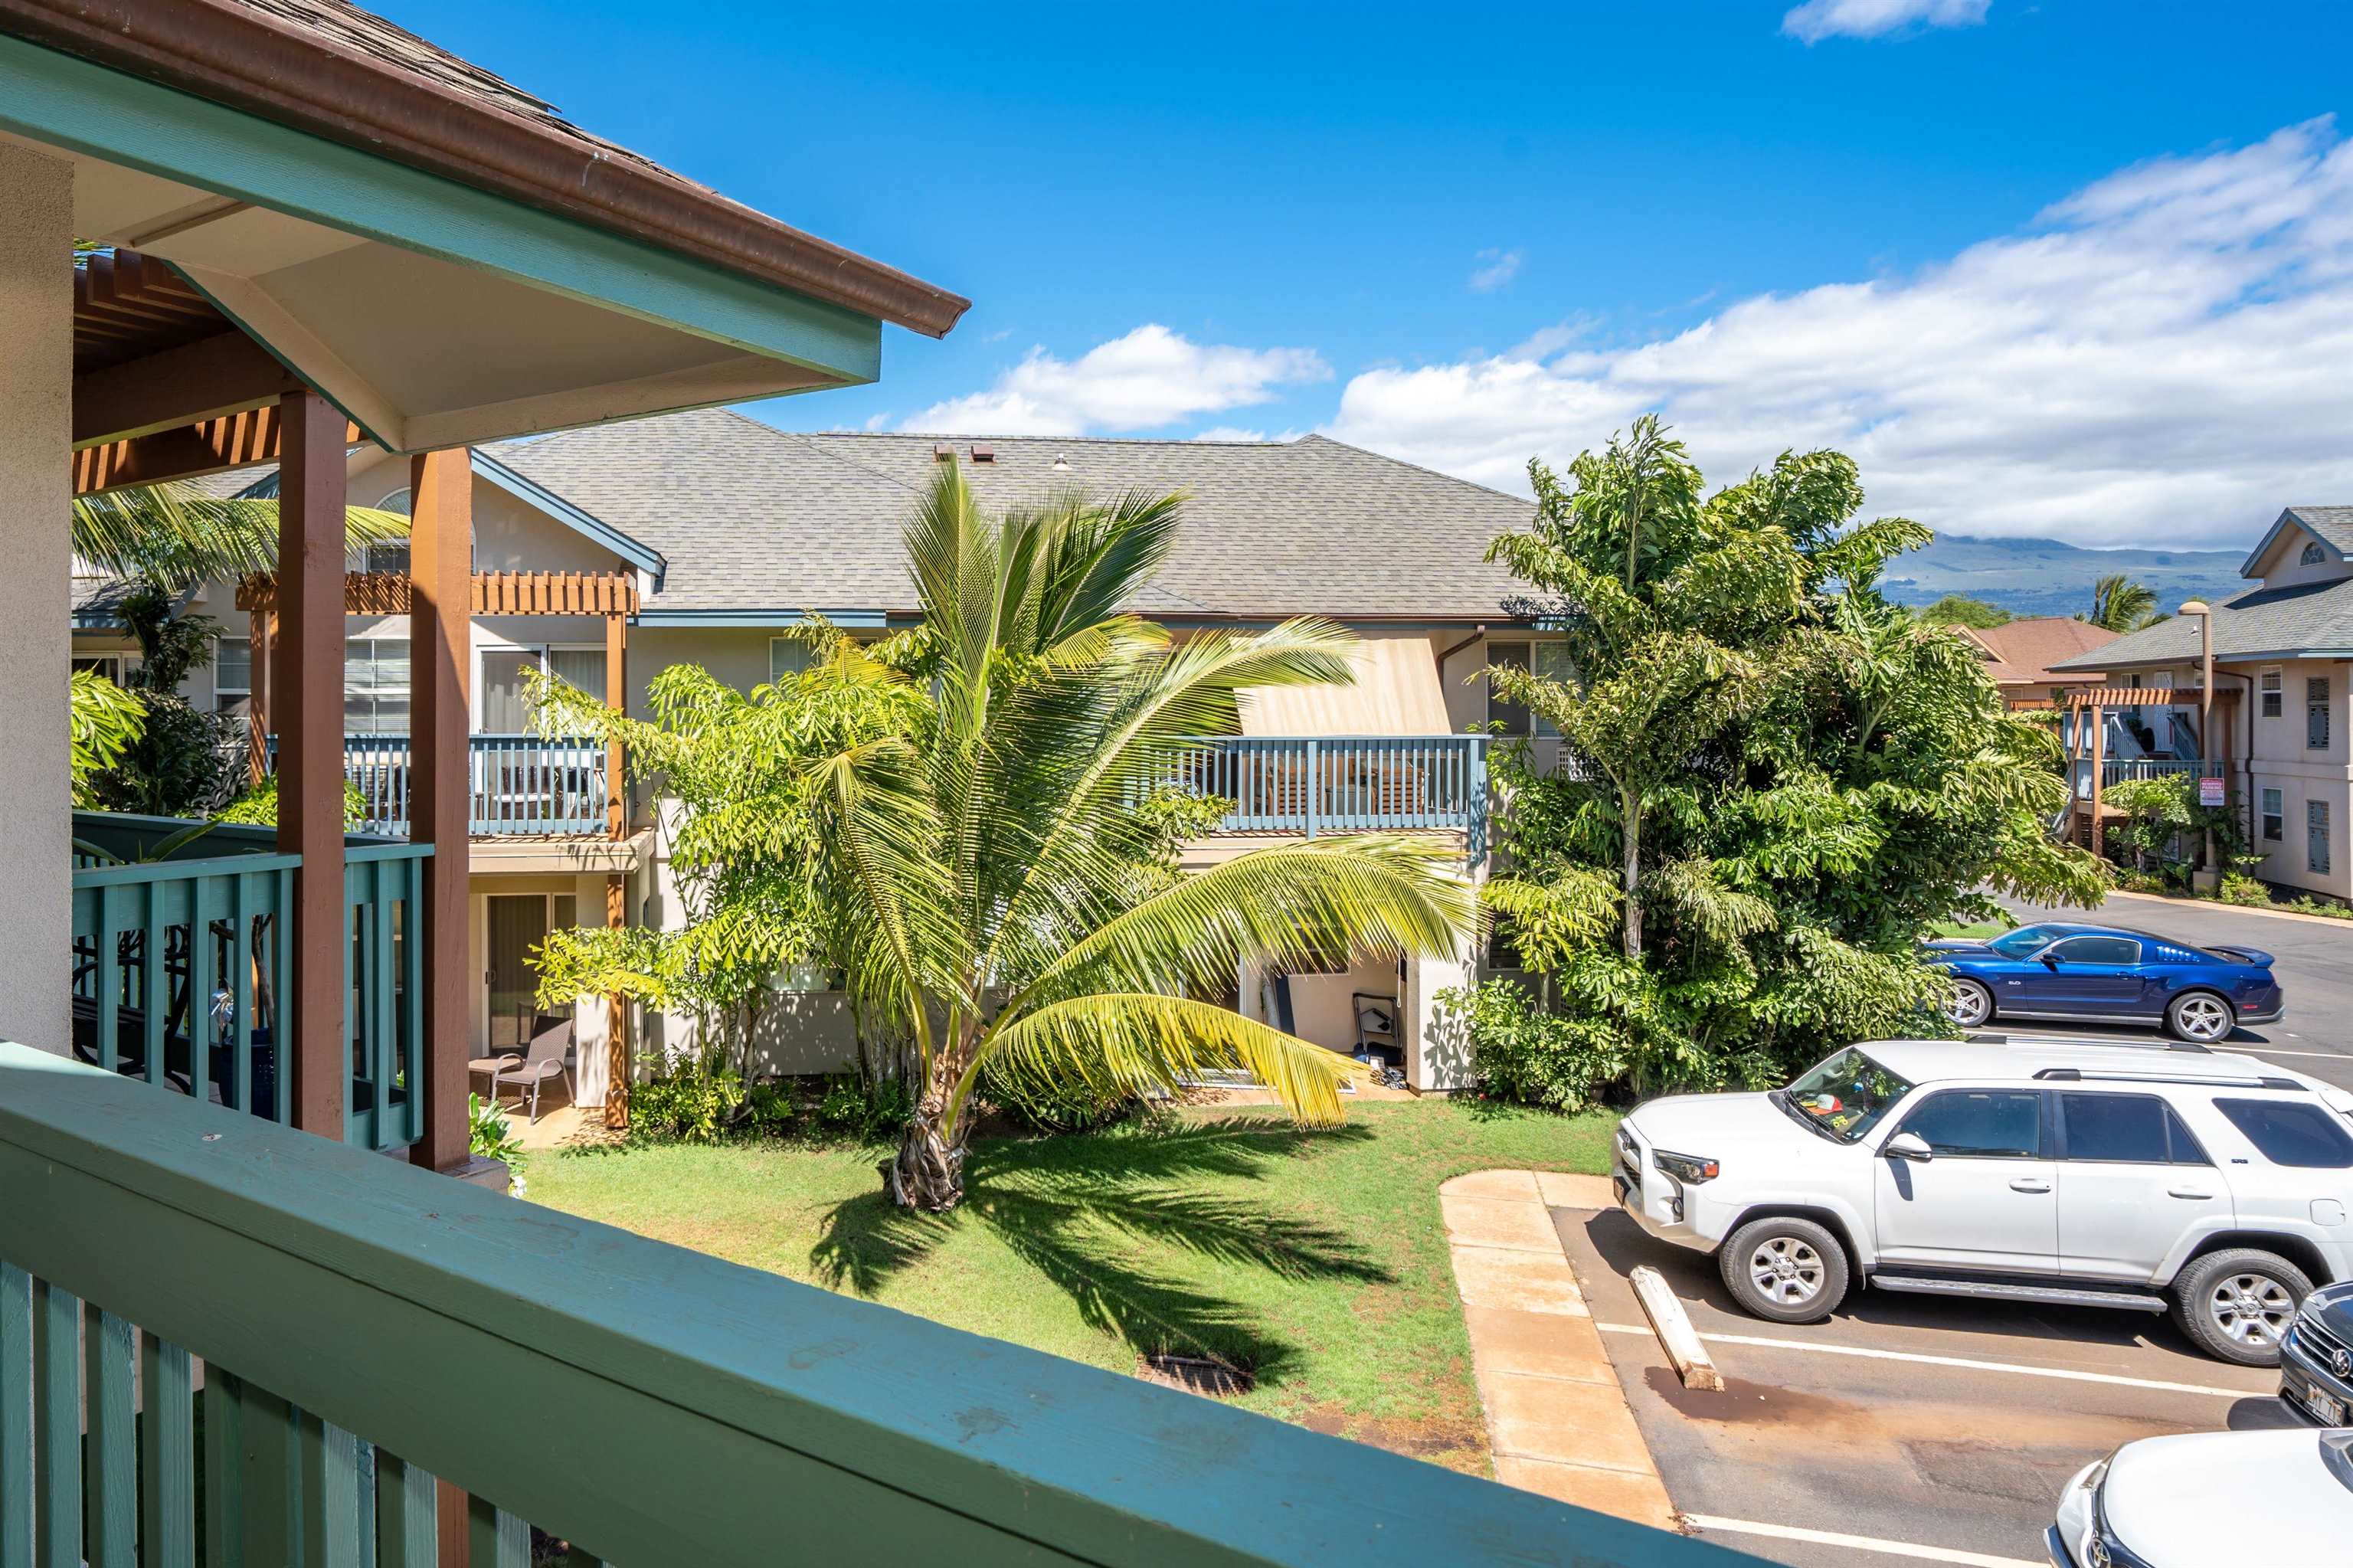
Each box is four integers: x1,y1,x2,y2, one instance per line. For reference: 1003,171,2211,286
488,1011,576,1124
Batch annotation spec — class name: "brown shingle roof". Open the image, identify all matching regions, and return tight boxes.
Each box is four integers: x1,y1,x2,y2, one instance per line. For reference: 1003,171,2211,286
1963,617,2117,687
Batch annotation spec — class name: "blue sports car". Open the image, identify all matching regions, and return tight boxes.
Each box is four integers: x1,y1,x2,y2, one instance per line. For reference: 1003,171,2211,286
1924,921,2283,1043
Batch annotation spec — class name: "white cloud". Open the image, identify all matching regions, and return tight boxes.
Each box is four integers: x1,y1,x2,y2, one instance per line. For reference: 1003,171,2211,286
1190,425,1304,444
1324,119,2353,549
907,324,1329,436
1469,247,1525,292
1782,0,1989,44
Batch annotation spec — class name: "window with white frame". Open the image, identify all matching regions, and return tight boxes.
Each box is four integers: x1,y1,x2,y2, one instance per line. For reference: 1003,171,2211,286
2312,800,2332,876
2302,541,2328,567
214,635,251,719
2261,787,2284,842
357,486,412,577
344,639,411,734
2309,676,2332,751
70,654,135,686
770,637,813,685
478,645,606,732
1486,641,1571,738
2260,667,2283,719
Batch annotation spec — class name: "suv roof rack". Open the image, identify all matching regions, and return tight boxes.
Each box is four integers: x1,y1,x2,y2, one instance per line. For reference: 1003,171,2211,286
2032,1067,2306,1090
1998,1036,2213,1056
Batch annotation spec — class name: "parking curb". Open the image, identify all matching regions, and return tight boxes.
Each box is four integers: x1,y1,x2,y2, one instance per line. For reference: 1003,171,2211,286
1438,1169,1684,1533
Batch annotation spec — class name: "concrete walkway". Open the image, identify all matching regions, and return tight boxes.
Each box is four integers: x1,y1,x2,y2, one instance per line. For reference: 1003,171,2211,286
1438,1168,1680,1533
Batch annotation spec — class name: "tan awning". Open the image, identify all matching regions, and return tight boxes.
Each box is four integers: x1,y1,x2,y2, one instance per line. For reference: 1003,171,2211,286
1239,630,1449,735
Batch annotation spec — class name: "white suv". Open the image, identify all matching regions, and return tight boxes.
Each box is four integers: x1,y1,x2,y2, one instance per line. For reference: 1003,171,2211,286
1614,1037,2353,1364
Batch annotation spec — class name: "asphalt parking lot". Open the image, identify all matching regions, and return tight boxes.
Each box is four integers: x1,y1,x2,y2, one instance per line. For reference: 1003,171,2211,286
1554,1203,2300,1568
1992,892,2353,1094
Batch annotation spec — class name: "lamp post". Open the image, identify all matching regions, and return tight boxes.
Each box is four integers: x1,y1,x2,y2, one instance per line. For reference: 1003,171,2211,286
2181,599,2217,890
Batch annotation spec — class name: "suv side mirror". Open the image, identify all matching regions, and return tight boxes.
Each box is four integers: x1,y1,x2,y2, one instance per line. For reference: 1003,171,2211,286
1884,1131,1932,1162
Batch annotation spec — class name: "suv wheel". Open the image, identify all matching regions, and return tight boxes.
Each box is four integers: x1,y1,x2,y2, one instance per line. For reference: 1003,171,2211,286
2165,990,2234,1043
2170,1249,2312,1366
1945,978,1994,1030
1720,1216,1850,1324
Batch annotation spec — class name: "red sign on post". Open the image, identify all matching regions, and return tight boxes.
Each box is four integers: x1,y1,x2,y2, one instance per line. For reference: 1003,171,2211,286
2198,777,2226,807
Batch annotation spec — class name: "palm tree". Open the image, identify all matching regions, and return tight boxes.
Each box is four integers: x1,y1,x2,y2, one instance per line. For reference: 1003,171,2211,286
816,464,1474,1210
2083,573,2159,633
74,481,408,593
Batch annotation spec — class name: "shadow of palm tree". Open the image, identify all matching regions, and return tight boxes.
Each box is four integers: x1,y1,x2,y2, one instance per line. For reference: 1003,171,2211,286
810,1118,1392,1381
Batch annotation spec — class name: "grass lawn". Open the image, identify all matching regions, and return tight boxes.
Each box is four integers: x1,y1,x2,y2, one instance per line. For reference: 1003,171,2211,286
529,1099,1612,1472
1930,918,2011,939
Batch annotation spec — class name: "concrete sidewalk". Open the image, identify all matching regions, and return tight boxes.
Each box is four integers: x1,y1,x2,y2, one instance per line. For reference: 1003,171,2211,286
1439,1168,1680,1532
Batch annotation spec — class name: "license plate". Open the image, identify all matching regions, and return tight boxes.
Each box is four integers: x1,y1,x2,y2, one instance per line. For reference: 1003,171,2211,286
2292,1379,2345,1425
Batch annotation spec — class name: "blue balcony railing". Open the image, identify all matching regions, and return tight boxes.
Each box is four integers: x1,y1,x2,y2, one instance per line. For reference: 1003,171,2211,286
267,734,614,836
1171,735,1489,858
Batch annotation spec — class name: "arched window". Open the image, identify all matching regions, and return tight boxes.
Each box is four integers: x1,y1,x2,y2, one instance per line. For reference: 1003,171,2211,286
2302,540,2328,567
358,486,412,574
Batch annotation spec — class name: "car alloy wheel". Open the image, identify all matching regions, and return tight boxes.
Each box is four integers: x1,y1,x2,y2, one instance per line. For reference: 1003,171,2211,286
2171,994,2232,1041
1749,1236,1824,1307
1945,979,1991,1028
2208,1272,2296,1349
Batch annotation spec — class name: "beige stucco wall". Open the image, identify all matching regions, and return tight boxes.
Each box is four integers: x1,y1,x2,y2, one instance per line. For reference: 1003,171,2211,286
2252,522,2351,591
3,144,73,1052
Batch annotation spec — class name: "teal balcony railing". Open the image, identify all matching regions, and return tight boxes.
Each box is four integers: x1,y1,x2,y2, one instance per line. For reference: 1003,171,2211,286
0,1043,1753,1568
1172,735,1489,859
69,811,430,1152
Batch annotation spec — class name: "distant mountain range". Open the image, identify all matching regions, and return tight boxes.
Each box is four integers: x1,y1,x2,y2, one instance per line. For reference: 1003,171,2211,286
1880,533,2247,620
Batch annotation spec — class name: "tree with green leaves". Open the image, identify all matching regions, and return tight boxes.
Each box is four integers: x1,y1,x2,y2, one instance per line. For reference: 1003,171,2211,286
1468,420,2103,1108
1916,594,2012,629
69,671,144,807
2083,573,2162,633
545,465,1474,1210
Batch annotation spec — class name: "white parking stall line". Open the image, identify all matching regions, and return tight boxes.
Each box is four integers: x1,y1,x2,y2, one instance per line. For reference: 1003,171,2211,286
1687,1515,2043,1568
1595,1323,2255,1400
2225,1046,2349,1060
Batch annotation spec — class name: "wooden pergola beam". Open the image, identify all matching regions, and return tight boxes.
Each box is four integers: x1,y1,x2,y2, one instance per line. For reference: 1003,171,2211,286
73,329,304,447
2063,686,2240,708
72,405,362,496
235,569,641,618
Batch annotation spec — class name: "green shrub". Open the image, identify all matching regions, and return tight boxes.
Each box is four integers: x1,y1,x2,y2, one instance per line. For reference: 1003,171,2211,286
216,774,370,829
2217,873,2272,907
813,1074,915,1141
629,1055,749,1144
977,1059,1138,1134
1438,977,1628,1115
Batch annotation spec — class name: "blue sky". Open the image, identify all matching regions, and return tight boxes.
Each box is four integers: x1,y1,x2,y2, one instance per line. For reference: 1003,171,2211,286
384,1,2353,548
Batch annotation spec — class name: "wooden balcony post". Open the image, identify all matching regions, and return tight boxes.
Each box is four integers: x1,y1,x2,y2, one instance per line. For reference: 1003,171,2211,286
245,607,273,786
409,448,473,1174
2087,699,2106,860
604,604,630,1129
275,391,348,1138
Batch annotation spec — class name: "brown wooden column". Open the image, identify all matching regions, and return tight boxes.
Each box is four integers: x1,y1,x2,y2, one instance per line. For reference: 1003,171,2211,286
604,604,630,1128
245,604,273,787
409,447,474,1173
275,391,348,1138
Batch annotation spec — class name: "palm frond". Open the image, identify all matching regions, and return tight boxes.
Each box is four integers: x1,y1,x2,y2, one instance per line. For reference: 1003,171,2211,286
974,994,1358,1128
73,482,410,591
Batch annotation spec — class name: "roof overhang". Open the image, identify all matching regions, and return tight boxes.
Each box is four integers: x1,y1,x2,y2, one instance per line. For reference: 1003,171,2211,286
2239,509,2346,578
6,32,903,453
632,608,896,630
469,450,665,581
